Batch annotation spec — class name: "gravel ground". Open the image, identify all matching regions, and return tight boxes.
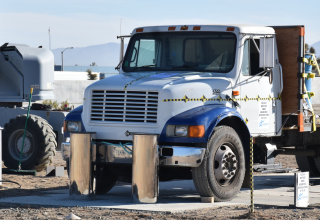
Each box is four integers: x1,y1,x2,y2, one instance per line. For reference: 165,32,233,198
1,153,319,219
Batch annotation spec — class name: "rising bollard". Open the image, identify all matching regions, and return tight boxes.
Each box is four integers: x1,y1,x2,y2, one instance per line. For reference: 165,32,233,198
69,132,96,198
132,134,158,203
0,127,2,185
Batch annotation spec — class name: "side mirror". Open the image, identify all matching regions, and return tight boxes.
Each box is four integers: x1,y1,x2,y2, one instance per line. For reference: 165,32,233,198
259,37,274,69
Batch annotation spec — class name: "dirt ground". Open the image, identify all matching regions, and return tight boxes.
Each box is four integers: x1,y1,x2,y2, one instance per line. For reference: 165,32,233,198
1,153,320,219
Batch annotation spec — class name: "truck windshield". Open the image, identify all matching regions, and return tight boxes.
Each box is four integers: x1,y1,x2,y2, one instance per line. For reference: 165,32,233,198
122,32,236,73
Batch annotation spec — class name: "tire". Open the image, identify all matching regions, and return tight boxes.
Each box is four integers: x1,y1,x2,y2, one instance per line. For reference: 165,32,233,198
2,114,57,172
192,126,245,202
296,155,320,177
95,164,118,195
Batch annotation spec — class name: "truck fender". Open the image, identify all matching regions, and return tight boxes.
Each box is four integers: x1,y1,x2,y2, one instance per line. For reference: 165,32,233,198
64,105,85,138
159,105,251,188
159,105,250,144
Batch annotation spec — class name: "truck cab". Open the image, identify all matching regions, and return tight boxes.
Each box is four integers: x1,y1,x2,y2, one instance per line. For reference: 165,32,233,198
64,24,320,201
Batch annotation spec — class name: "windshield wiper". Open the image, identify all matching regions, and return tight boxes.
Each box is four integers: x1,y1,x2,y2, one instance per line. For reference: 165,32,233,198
132,65,156,70
172,64,199,69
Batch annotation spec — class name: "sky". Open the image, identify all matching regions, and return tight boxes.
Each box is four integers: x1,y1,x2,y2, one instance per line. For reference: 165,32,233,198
1,0,320,50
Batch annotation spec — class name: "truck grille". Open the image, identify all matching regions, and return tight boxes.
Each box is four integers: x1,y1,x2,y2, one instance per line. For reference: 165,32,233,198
90,90,158,124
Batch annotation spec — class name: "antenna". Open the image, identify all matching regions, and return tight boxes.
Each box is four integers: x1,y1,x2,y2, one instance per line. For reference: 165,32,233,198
48,27,51,50
120,18,122,36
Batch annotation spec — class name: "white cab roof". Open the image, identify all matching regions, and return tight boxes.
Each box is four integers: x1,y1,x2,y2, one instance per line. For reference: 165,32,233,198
132,24,275,35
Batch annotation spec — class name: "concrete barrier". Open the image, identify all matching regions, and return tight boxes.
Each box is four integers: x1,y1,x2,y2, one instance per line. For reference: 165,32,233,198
53,80,98,106
54,71,100,81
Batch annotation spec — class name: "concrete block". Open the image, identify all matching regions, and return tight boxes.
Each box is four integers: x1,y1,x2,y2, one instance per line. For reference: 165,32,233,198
46,166,65,177
46,166,55,176
55,167,65,177
201,197,214,203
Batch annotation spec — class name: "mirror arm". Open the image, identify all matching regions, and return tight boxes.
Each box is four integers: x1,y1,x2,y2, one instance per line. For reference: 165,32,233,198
258,68,271,81
246,69,268,82
250,36,260,53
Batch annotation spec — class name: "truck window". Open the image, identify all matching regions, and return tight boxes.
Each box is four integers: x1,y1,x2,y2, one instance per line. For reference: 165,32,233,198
129,39,159,67
241,39,264,76
241,40,250,75
123,32,236,73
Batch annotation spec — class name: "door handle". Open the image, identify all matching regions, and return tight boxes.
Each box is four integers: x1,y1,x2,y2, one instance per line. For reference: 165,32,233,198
279,63,283,94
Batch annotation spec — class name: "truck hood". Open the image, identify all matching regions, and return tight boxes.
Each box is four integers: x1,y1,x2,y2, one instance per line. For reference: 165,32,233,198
86,71,232,91
83,71,234,140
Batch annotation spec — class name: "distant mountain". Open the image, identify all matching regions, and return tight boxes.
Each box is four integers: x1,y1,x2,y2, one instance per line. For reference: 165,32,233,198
51,43,127,66
311,41,320,57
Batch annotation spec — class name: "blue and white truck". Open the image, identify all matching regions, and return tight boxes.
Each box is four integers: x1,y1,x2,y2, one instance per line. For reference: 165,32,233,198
62,24,320,201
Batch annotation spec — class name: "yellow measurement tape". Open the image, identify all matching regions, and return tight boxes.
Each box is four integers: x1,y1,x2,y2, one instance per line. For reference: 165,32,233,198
124,74,154,90
163,94,281,102
250,136,254,213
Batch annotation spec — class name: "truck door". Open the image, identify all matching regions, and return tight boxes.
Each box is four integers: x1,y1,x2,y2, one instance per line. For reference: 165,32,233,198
238,36,282,136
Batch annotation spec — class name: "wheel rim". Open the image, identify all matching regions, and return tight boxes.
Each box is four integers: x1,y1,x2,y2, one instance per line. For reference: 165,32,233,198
214,143,238,186
8,129,34,161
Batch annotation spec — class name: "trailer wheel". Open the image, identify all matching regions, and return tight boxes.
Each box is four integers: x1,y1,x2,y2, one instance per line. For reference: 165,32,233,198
192,126,245,202
2,114,57,172
95,164,118,195
295,155,320,176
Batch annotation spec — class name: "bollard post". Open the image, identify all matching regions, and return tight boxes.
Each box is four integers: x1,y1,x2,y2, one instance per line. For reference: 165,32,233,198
69,132,95,198
250,136,254,212
132,134,158,203
0,127,2,186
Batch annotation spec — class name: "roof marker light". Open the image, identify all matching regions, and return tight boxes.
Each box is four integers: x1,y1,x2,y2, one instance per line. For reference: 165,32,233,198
227,27,235,31
193,26,201,30
136,28,143,33
180,25,188,30
168,26,176,31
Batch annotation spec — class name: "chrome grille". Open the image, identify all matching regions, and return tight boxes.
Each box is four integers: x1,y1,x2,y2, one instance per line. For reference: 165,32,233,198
90,90,158,124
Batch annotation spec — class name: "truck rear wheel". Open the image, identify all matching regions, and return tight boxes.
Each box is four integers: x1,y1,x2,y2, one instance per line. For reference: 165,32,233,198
296,155,320,176
2,115,57,172
192,126,245,202
95,164,118,195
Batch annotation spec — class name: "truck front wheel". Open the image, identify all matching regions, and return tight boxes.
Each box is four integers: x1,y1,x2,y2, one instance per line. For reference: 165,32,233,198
192,126,245,202
95,164,118,195
2,115,57,172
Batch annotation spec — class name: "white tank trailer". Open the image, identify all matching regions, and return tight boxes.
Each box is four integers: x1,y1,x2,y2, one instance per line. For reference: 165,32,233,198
0,43,67,172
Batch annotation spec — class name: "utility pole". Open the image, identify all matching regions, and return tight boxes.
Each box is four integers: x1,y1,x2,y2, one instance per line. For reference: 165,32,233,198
48,27,51,50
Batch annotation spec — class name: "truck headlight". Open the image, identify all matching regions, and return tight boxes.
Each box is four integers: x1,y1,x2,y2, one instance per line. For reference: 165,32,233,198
66,121,81,132
174,126,188,136
166,125,205,138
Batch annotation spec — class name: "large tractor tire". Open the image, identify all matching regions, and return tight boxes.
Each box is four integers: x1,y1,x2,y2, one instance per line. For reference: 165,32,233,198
95,164,118,195
192,126,245,202
2,114,57,172
296,155,320,177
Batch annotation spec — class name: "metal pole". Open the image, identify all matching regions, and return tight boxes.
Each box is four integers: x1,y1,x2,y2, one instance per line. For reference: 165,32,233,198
61,47,73,72
69,132,95,198
250,136,254,212
0,127,2,186
120,37,124,62
132,134,158,203
48,27,51,50
61,51,64,71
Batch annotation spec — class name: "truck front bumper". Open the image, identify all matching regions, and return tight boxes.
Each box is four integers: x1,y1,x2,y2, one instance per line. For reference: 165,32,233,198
61,142,205,167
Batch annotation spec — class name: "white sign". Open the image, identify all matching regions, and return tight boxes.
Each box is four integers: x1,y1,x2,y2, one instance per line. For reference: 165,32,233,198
258,100,269,129
294,172,309,207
